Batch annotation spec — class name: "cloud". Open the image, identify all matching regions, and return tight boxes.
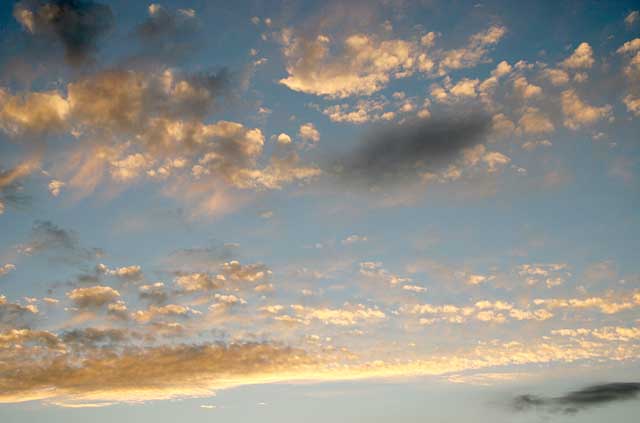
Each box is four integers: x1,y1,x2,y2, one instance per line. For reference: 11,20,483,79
439,25,507,73
97,263,142,281
0,295,39,329
561,42,595,69
265,303,386,326
279,32,416,98
0,160,38,213
518,107,555,134
175,272,225,293
299,122,320,143
132,304,197,323
625,11,639,28
513,383,640,414
0,336,314,405
66,285,121,309
13,0,114,65
18,220,101,262
1,67,318,213
0,88,69,136
561,90,612,130
0,264,16,277
333,113,491,186
323,98,392,124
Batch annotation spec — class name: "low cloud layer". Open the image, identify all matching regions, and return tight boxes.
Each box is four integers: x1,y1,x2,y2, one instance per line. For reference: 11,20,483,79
513,382,640,414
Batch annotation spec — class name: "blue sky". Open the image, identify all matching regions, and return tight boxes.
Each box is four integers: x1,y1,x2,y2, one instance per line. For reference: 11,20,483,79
1,0,640,421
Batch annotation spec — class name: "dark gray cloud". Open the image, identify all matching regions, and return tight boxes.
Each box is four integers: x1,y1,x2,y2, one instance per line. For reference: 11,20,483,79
13,0,114,66
61,327,129,348
135,4,199,41
332,113,491,187
132,4,202,64
513,382,640,414
20,220,103,263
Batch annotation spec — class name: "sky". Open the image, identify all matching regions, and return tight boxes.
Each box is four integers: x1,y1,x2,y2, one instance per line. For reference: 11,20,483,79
0,0,640,421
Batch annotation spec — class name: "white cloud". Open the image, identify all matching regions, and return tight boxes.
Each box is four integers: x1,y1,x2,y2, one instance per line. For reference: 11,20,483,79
299,122,320,143
561,90,612,130
561,42,594,69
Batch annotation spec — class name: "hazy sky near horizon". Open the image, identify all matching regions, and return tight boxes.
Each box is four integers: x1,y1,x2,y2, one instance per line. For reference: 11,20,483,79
1,0,640,421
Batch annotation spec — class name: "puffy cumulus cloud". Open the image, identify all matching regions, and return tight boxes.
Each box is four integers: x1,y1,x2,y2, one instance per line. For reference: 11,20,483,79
561,42,595,69
279,32,416,98
466,274,491,285
97,263,142,281
623,95,640,116
482,152,511,173
278,24,506,97
518,263,570,287
512,76,542,99
420,144,512,185
298,122,320,143
431,78,481,103
221,260,271,283
13,0,114,65
267,303,385,326
0,88,70,136
542,68,570,86
1,68,319,212
617,38,640,55
561,90,612,130
492,60,512,78
323,98,393,124
276,133,292,144
173,260,271,293
175,272,225,293
226,150,321,190
439,25,507,73
517,107,555,134
66,285,120,309
132,304,198,323
0,264,16,277
48,179,65,196
617,39,640,116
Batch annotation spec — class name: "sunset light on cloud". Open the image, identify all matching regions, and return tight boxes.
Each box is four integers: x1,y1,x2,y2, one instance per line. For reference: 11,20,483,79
1,1,640,422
